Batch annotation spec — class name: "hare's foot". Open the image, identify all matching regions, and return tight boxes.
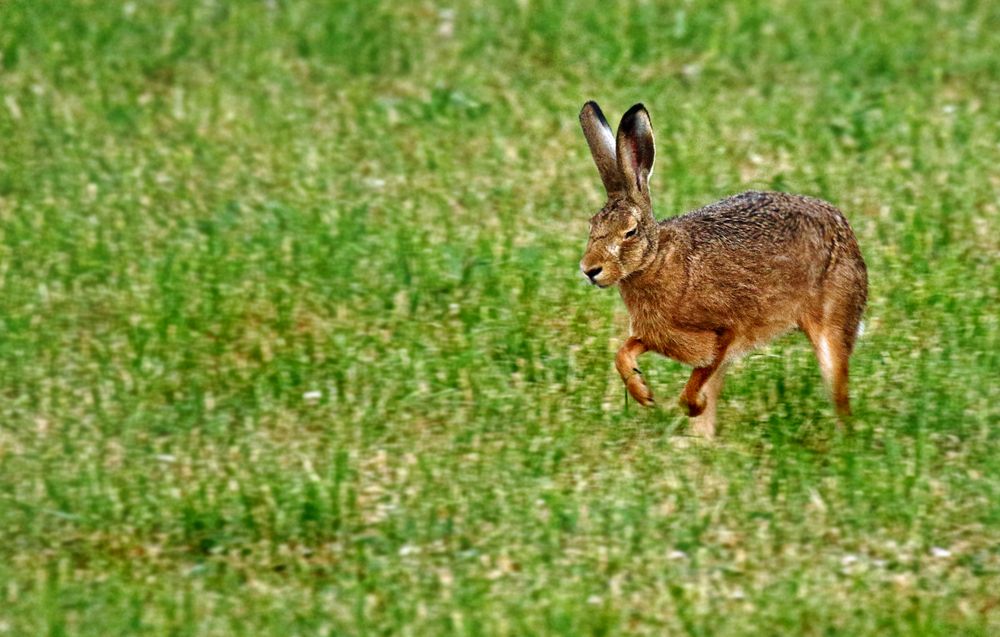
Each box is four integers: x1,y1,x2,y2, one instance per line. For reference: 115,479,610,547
616,337,653,406
688,409,716,438
678,391,706,417
626,370,655,407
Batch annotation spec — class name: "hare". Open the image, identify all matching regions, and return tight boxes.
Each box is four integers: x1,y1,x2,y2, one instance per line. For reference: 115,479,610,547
578,101,868,437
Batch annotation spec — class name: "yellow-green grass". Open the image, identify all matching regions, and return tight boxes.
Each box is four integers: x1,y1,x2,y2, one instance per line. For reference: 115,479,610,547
0,1,998,635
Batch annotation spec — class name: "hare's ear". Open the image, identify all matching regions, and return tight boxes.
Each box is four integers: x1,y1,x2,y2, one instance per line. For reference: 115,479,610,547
615,103,655,201
579,101,625,194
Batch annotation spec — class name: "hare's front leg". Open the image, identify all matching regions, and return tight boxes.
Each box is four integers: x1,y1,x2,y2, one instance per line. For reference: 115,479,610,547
615,336,654,406
678,329,734,436
684,364,729,438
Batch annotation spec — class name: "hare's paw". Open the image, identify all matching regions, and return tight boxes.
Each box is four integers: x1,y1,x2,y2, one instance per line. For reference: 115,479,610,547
678,391,706,417
625,372,655,407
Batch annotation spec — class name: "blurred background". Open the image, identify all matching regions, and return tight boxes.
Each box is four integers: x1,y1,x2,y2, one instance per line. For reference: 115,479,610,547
0,1,998,635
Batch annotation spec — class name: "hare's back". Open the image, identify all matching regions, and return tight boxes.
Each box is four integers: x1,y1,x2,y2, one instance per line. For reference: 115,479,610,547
668,191,856,324
675,191,849,253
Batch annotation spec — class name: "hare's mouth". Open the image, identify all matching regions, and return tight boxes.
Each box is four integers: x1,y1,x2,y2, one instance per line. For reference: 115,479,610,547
582,272,612,288
581,263,615,287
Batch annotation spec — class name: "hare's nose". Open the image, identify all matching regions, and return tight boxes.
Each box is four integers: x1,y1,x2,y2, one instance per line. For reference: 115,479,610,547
584,266,603,281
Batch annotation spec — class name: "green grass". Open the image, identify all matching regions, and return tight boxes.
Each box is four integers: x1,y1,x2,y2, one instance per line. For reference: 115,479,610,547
1,0,998,634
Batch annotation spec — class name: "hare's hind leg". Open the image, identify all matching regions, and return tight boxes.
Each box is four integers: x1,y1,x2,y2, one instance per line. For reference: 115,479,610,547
616,336,654,406
811,249,867,419
801,303,862,419
815,330,852,417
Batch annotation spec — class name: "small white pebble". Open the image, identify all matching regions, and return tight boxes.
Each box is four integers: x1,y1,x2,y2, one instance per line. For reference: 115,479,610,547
930,546,952,558
302,390,322,402
4,95,22,121
681,63,702,79
398,545,419,557
667,549,688,560
438,8,456,37
840,554,859,566
155,454,177,463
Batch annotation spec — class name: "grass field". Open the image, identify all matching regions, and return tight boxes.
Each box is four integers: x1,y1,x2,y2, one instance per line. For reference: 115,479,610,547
1,1,999,635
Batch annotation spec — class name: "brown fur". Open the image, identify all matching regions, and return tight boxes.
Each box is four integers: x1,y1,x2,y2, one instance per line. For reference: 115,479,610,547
579,102,868,436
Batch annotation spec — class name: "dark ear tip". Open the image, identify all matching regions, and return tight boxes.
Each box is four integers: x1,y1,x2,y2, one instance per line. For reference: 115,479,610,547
622,103,649,120
619,103,652,136
580,100,611,128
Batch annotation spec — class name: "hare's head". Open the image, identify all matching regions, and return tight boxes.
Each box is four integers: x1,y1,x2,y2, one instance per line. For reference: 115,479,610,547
578,102,658,288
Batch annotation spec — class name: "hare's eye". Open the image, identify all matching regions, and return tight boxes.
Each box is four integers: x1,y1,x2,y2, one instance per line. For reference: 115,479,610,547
624,227,638,239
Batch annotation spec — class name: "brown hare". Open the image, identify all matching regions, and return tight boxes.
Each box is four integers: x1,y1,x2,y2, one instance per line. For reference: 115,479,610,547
578,101,868,437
